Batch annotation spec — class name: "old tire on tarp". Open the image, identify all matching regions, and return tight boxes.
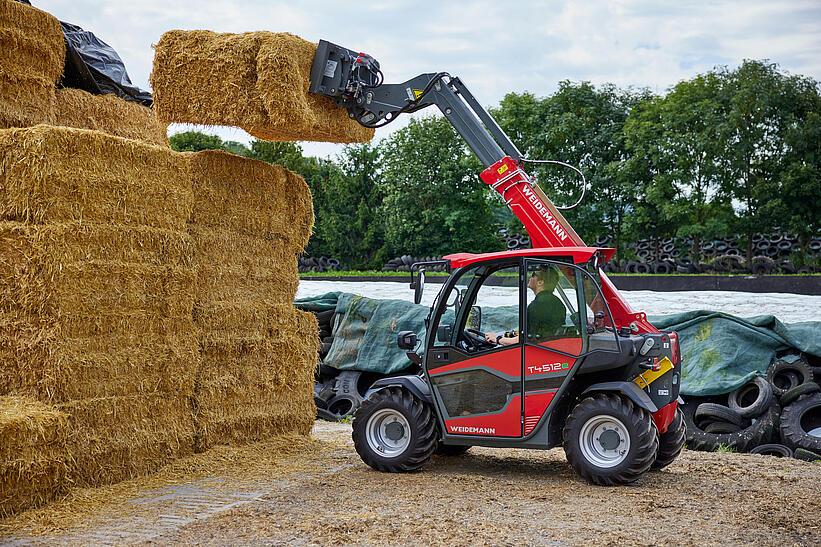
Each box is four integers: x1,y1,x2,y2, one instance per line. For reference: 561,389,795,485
780,382,821,407
779,393,821,453
652,408,686,470
793,448,821,462
695,403,748,428
728,376,773,418
749,444,793,458
683,402,779,452
704,421,742,434
767,358,814,397
435,443,471,456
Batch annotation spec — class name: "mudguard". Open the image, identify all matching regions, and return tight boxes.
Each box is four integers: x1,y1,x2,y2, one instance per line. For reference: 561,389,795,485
366,375,433,404
581,381,658,413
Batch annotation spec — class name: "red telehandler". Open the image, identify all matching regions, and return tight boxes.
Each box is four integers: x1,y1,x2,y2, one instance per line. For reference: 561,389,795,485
308,41,685,485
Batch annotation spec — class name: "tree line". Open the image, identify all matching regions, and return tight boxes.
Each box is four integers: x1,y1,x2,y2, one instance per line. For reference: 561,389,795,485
171,59,821,269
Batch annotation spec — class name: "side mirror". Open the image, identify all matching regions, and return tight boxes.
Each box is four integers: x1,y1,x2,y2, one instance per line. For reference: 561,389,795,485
413,269,426,305
436,325,452,343
397,330,417,350
468,305,482,331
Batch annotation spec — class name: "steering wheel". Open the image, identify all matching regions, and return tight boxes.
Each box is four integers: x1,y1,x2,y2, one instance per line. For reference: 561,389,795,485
459,328,496,353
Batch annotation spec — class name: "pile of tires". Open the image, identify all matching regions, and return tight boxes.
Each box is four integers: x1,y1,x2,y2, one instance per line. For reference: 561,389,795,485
682,355,821,461
298,255,342,273
382,255,448,272
499,228,531,250
595,231,820,274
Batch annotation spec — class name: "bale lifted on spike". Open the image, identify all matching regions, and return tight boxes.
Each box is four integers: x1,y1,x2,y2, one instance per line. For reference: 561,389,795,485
151,30,374,144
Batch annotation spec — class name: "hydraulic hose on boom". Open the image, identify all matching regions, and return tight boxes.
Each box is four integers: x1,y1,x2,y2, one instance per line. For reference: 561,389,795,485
309,40,658,334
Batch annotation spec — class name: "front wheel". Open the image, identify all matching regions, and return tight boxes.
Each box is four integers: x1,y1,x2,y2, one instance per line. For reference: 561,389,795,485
652,408,686,470
563,393,659,485
352,387,437,472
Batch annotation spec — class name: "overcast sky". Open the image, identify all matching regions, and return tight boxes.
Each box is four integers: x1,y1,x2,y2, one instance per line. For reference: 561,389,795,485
35,0,821,158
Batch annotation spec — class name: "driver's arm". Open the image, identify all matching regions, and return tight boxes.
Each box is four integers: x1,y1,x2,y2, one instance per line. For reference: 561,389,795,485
485,331,519,346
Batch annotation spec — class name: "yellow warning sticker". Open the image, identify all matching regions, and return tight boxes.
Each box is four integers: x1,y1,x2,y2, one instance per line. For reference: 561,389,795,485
497,164,509,175
413,89,424,99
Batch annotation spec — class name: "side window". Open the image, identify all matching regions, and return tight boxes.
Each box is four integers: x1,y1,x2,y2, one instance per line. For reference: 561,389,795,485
463,264,519,342
524,261,582,355
581,270,620,351
432,265,479,348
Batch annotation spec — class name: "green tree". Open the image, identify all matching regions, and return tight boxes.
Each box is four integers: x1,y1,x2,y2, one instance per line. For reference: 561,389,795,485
495,82,649,255
723,60,821,260
378,116,500,257
624,73,735,259
169,131,226,152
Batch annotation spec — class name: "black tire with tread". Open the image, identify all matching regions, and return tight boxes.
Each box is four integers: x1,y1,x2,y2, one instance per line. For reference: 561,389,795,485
767,358,813,396
749,443,793,458
652,408,686,470
695,402,748,428
683,402,780,452
563,393,659,486
779,393,821,453
779,382,820,407
352,387,437,472
728,376,774,418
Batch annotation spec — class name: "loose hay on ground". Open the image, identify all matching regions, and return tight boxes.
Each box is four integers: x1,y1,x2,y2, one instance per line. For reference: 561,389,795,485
151,30,374,143
55,88,169,147
0,396,67,516
0,126,192,229
0,0,65,128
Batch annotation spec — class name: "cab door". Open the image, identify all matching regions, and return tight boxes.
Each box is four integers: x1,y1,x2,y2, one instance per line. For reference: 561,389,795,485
426,261,524,438
521,260,584,435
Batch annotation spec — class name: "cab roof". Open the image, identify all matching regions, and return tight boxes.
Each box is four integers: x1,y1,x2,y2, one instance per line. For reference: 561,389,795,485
443,247,615,269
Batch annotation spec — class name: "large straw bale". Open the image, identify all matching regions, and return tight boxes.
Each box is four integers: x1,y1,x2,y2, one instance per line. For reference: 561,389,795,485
151,30,374,144
55,88,170,147
57,394,195,485
0,0,65,129
189,150,313,248
0,126,192,229
194,310,317,449
0,396,68,516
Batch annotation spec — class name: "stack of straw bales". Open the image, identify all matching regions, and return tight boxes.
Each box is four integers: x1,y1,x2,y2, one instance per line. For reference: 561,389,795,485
0,125,198,487
0,397,67,516
0,0,63,127
151,30,374,143
188,151,317,450
0,0,167,145
0,0,319,515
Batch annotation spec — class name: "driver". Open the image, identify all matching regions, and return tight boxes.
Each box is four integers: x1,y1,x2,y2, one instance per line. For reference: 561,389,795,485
485,265,566,345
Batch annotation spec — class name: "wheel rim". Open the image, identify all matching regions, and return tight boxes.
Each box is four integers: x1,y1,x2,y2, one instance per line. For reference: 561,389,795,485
579,415,631,468
366,408,411,458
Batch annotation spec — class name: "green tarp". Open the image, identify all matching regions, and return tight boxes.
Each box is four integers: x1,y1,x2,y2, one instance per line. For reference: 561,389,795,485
295,292,821,396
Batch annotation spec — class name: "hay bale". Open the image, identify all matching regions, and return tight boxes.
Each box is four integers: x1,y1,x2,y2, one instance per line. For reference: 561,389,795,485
57,394,195,485
0,221,197,401
0,0,65,128
151,30,374,144
194,310,317,450
0,396,68,516
0,125,192,229
189,150,313,249
55,88,169,147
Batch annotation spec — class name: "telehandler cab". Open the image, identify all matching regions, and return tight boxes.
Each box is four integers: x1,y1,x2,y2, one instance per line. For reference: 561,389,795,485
309,41,685,485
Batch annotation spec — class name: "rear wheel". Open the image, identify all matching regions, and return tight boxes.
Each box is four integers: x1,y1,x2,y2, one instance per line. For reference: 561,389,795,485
352,387,437,472
652,408,686,470
563,393,658,485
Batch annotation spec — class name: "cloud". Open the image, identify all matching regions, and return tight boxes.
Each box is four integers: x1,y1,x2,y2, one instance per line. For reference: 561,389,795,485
35,0,821,157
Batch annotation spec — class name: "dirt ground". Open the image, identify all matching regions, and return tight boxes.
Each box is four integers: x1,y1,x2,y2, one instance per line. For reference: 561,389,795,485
3,421,819,546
